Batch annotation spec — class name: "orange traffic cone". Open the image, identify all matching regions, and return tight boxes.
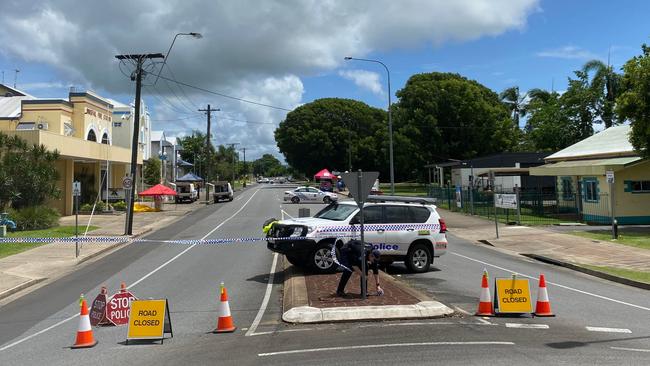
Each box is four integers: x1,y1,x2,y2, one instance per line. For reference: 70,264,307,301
72,295,98,349
534,274,555,317
214,282,237,333
476,269,494,316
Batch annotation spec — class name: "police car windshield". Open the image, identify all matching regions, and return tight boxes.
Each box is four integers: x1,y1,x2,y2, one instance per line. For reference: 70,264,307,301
313,203,357,221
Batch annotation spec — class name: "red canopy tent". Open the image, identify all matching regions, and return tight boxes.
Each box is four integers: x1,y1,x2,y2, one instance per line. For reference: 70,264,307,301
314,169,335,180
138,184,177,196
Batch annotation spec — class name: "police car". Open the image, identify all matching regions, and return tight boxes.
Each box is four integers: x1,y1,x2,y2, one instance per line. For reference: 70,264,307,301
284,186,339,204
266,195,447,273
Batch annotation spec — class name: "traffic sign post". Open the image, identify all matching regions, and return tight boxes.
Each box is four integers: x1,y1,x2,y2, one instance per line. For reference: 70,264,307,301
73,181,81,258
606,170,617,239
341,170,379,300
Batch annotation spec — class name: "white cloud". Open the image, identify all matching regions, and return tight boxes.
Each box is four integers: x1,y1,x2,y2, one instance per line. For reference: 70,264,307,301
536,46,600,60
0,0,539,160
339,69,385,97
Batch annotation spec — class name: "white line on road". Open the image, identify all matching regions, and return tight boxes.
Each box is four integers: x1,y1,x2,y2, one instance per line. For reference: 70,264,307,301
451,252,650,312
245,252,278,337
506,323,549,329
0,189,261,352
586,326,632,333
610,346,650,353
258,341,515,357
251,328,315,336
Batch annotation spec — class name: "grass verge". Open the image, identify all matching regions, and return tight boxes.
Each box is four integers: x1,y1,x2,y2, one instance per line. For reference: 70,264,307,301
580,264,650,284
0,226,99,259
570,230,650,250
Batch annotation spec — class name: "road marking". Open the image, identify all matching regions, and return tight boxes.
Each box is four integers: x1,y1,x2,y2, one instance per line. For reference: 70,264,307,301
245,252,278,337
586,326,632,333
281,210,294,220
258,341,515,357
251,328,315,336
358,321,456,328
610,346,650,353
451,252,650,312
0,188,261,352
506,323,549,329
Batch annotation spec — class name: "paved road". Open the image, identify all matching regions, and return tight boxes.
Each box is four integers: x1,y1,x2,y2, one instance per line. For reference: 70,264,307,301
0,186,648,365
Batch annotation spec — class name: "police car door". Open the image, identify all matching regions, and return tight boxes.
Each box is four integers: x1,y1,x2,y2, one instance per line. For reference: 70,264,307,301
355,206,385,249
382,205,413,256
307,187,320,202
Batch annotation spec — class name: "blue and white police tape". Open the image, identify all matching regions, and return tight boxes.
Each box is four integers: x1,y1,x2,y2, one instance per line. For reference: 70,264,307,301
315,223,439,234
0,236,309,245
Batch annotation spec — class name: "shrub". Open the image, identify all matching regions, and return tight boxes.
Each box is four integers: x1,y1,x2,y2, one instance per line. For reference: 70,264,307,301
8,206,60,231
79,203,93,212
113,201,127,211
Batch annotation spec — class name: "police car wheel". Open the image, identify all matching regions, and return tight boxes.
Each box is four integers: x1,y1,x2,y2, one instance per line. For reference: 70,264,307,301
406,243,431,273
291,196,300,204
311,243,336,273
323,196,332,204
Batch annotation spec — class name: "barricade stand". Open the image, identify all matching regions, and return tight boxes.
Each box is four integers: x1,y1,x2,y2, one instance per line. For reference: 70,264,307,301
493,274,533,316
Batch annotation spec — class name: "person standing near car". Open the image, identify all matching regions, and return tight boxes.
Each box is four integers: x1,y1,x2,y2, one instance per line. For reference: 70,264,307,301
336,240,384,297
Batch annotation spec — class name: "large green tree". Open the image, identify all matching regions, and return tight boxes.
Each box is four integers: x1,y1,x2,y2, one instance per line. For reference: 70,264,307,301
275,98,387,177
143,157,161,186
393,72,518,179
0,132,60,210
252,154,284,177
617,44,650,157
582,59,621,128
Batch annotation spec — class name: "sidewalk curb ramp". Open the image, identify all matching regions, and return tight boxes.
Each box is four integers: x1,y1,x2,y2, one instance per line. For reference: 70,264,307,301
281,256,454,323
521,253,650,291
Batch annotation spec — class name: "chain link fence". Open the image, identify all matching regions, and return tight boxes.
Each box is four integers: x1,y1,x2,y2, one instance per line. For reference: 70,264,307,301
429,185,612,225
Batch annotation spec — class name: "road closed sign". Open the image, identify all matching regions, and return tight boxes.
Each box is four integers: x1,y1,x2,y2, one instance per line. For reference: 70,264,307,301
495,277,533,314
126,299,173,344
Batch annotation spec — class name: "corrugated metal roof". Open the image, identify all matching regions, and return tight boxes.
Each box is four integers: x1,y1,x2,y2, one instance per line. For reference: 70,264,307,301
546,125,634,160
530,156,643,176
0,96,33,118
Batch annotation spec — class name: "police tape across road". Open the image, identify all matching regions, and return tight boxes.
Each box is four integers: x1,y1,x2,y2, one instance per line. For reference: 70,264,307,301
0,223,440,245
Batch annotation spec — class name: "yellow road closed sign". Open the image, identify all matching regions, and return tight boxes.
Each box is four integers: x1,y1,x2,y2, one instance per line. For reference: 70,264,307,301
126,299,173,344
495,277,533,314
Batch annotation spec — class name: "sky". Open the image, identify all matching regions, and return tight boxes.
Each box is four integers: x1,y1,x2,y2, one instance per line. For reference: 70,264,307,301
1,0,649,161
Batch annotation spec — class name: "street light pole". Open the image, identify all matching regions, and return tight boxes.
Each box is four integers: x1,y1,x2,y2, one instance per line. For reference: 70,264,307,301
344,56,394,195
199,105,219,202
153,32,203,85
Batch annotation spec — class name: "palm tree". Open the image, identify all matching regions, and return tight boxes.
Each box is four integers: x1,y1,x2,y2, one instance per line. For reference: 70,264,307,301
500,86,528,128
582,59,620,128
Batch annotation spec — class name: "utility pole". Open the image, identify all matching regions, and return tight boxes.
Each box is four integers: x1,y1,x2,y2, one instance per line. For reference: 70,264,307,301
115,53,164,235
199,105,219,202
227,143,240,188
241,147,247,186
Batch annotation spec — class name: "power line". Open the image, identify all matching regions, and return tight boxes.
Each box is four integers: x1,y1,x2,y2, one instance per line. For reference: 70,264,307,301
155,74,293,112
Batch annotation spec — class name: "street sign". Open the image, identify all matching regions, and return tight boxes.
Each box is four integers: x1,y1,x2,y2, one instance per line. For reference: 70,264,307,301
494,277,533,314
122,176,133,190
73,181,81,196
106,289,138,325
89,288,109,326
495,193,518,209
341,171,379,208
455,186,462,208
606,170,615,184
126,299,173,344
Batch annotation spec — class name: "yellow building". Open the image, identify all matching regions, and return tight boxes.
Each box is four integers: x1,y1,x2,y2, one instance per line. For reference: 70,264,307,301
0,84,142,216
531,125,650,224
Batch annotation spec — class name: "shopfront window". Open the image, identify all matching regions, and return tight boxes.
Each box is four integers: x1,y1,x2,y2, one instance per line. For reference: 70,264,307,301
584,179,599,202
561,177,574,200
631,181,650,193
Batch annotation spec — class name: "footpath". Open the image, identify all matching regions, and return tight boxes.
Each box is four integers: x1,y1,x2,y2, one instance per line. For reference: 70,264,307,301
0,200,202,302
437,208,650,289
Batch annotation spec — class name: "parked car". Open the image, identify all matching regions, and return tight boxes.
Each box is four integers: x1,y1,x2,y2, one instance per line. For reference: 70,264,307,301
175,182,198,203
266,195,447,273
284,187,338,204
212,181,234,202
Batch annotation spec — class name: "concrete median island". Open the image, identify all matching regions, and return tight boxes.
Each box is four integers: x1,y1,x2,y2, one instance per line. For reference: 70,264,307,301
281,256,454,323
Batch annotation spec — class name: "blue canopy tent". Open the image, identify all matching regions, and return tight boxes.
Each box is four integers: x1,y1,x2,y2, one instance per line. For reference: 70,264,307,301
176,172,203,182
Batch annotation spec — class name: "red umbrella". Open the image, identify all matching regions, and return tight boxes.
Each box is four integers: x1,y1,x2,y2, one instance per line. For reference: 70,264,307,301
138,184,177,196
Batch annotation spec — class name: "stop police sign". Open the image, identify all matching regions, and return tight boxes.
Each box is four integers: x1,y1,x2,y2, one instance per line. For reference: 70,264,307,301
107,291,137,325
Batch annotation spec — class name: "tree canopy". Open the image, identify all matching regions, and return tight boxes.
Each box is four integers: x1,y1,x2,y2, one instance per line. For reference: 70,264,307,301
617,44,650,158
393,72,517,179
275,98,387,177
